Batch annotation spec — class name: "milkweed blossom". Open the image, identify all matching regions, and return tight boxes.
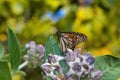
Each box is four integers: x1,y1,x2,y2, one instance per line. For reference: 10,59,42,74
41,48,103,80
21,40,103,80
41,54,65,80
24,41,45,68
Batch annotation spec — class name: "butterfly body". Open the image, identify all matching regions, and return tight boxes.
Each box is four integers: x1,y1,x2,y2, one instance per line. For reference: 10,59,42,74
56,31,87,53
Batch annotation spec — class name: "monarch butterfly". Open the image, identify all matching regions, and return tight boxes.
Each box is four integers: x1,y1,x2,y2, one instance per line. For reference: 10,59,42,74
56,31,87,53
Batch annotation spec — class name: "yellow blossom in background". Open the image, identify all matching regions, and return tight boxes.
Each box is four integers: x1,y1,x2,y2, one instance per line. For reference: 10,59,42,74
117,78,120,80
92,47,111,56
107,39,120,58
12,73,25,80
73,5,109,56
10,2,24,15
73,6,107,38
76,6,94,20
44,0,61,10
7,17,20,31
0,34,7,42
92,6,107,35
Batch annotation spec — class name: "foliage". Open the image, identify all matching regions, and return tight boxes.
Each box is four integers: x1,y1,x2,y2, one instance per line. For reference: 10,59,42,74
0,0,120,80
0,28,119,80
8,28,20,72
0,44,4,59
44,36,68,74
0,0,119,57
0,61,12,80
95,55,120,80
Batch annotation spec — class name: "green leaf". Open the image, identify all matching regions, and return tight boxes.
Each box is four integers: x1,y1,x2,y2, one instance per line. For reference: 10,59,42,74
8,28,20,71
95,55,120,80
0,44,4,59
0,61,12,80
44,36,68,80
44,36,62,61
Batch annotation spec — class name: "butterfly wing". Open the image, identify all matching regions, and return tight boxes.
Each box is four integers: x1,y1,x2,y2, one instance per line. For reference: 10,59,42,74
57,31,87,52
59,37,67,53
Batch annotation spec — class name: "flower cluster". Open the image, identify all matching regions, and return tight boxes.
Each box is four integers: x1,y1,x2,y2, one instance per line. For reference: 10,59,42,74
24,41,45,68
41,54,65,80
21,41,103,80
41,48,103,80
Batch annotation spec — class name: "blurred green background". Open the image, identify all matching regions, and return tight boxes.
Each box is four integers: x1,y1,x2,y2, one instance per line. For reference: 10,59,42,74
0,0,120,57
